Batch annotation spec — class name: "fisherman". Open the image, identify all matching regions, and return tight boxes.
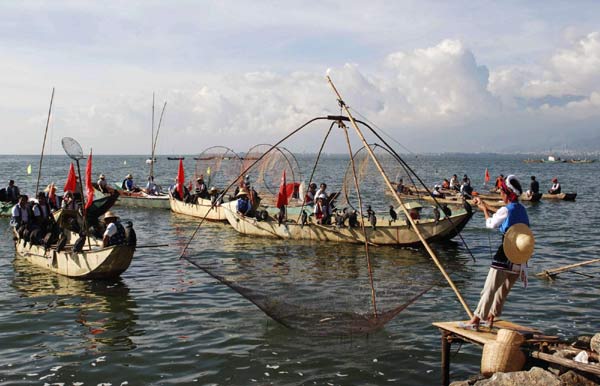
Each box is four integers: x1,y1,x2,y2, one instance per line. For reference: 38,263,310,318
195,175,208,199
432,184,445,198
236,189,252,217
102,211,126,248
466,175,532,330
396,179,405,194
44,183,60,210
122,174,139,192
494,174,505,191
6,180,20,204
61,191,79,210
463,174,471,187
314,194,329,224
441,179,450,189
305,182,317,204
11,195,31,230
32,192,53,229
145,176,160,196
170,178,189,201
548,177,561,194
449,174,460,191
526,176,539,197
460,177,474,198
315,183,328,199
208,187,221,205
97,174,111,193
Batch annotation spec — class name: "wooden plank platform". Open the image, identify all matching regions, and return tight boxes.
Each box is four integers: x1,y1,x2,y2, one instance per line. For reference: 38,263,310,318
432,320,547,386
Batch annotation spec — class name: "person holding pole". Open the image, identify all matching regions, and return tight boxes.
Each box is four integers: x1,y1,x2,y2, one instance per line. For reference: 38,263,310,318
465,175,535,330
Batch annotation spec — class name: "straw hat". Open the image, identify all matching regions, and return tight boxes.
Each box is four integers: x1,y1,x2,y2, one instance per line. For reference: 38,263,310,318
236,189,248,197
503,223,535,264
99,174,105,179
209,186,218,193
103,211,120,221
44,183,56,193
126,174,133,179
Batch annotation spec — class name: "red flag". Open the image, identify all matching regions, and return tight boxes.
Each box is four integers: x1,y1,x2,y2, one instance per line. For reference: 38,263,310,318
64,163,77,192
84,150,94,209
276,170,288,208
177,159,185,196
484,168,490,183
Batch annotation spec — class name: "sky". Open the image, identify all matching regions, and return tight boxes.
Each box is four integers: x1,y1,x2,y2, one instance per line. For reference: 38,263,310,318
1,0,599,154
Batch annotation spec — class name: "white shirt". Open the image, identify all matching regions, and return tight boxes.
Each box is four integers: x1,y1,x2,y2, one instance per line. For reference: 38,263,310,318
33,203,49,218
103,222,117,238
12,204,29,223
485,206,508,229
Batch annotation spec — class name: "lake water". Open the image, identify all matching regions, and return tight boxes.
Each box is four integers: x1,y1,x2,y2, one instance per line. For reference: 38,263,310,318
0,153,598,385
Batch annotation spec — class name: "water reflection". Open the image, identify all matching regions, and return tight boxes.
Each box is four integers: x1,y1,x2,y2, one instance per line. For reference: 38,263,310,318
12,258,139,352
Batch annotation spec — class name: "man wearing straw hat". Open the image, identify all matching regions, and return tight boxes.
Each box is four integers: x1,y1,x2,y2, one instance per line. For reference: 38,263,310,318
465,175,535,330
102,211,126,248
236,189,252,217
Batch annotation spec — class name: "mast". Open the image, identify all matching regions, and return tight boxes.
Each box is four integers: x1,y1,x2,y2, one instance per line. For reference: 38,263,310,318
150,101,167,177
150,92,155,177
326,76,473,318
35,88,55,195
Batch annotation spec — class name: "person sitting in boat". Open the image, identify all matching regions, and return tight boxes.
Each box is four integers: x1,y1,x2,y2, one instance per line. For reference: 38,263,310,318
236,189,253,217
61,191,80,210
44,183,60,210
396,179,406,195
6,180,21,204
32,192,57,244
195,175,209,199
11,195,31,230
441,179,450,189
432,184,445,198
122,174,140,192
460,177,474,198
494,174,505,192
449,174,460,191
97,174,115,194
314,194,331,224
315,183,328,199
548,177,561,194
526,176,539,197
208,187,222,205
102,211,126,248
145,176,160,196
305,182,317,204
170,178,189,201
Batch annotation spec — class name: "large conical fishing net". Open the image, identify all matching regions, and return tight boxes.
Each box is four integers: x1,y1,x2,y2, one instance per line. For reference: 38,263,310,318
181,111,472,336
242,144,303,197
182,239,436,336
194,146,244,190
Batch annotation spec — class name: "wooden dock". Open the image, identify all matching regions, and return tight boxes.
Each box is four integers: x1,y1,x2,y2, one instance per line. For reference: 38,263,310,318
432,320,556,386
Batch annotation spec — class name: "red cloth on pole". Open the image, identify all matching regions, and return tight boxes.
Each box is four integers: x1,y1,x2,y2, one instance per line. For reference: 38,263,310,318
84,150,94,209
276,170,288,208
485,168,490,183
177,159,185,196
64,163,77,192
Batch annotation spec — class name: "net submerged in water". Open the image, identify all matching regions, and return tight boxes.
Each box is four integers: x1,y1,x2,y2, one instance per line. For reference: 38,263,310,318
183,241,435,336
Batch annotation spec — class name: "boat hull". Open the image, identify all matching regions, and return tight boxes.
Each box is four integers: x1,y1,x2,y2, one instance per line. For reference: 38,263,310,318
169,196,227,221
222,202,472,246
13,233,134,279
95,188,170,209
542,193,577,201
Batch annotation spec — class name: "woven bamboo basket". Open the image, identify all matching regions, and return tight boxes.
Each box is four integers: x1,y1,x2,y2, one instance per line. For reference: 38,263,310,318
481,329,526,376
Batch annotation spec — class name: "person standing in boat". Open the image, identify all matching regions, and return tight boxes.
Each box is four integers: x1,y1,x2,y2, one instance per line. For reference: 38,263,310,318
548,177,561,194
102,211,126,247
467,175,532,330
6,180,20,204
526,176,539,197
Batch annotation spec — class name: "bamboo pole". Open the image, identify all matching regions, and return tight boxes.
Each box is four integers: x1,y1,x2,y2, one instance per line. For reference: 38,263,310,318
536,258,600,278
150,101,167,176
150,92,155,178
531,351,600,377
35,87,55,195
326,75,473,318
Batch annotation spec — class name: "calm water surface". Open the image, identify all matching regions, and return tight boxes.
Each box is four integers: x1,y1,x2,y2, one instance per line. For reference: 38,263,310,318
0,154,598,385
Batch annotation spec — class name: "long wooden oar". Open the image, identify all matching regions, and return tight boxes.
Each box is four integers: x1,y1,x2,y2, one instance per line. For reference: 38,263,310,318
536,258,600,279
326,76,473,318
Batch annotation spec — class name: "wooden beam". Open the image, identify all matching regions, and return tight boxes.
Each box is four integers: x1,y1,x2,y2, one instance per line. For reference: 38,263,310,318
530,351,600,377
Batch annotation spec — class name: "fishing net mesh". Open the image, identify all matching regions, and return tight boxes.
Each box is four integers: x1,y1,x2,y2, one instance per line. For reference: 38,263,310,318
182,238,437,336
242,145,303,196
194,146,244,189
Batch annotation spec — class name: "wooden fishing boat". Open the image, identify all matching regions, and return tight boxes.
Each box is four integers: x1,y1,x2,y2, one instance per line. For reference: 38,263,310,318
222,201,472,246
13,229,134,279
168,195,227,221
520,192,543,202
1,201,12,217
94,187,170,209
542,192,577,201
167,156,185,160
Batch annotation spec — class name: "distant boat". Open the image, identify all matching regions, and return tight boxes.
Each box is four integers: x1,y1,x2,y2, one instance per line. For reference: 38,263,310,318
167,156,185,160
544,155,566,163
145,157,157,165
567,159,596,164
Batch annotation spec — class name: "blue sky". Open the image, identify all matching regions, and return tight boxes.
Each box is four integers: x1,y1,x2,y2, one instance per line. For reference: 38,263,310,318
1,1,599,154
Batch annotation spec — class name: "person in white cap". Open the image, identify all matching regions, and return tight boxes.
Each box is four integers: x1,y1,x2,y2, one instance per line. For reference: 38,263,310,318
465,174,533,330
102,211,126,247
97,174,110,193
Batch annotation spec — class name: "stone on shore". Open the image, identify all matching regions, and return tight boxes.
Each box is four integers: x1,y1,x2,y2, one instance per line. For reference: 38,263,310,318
590,333,600,355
